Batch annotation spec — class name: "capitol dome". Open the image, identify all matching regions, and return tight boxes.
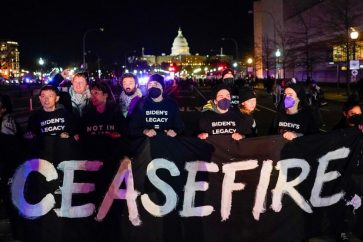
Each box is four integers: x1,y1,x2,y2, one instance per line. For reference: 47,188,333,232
171,28,191,56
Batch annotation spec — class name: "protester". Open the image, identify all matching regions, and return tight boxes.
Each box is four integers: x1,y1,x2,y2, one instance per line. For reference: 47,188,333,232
24,85,78,140
0,94,21,136
270,83,320,140
0,95,23,242
118,73,142,118
49,68,70,88
239,88,258,137
129,74,184,138
198,84,245,141
203,68,242,112
68,72,91,117
333,96,362,130
80,81,125,139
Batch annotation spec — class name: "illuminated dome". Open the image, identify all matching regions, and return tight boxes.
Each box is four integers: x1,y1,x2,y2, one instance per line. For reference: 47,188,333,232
171,28,191,56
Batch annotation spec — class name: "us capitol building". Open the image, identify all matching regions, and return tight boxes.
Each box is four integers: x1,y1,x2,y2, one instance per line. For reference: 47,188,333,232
140,28,232,70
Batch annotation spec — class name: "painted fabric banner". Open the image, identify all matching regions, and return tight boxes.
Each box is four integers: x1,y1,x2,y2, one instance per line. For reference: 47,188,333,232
1,129,363,242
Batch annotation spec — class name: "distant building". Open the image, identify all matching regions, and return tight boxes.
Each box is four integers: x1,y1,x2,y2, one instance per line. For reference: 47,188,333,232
0,41,20,79
252,0,363,82
139,28,232,76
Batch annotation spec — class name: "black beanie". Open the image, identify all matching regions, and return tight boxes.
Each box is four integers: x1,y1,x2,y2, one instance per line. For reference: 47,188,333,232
239,88,256,103
148,74,165,89
222,68,234,79
286,83,306,101
212,84,231,100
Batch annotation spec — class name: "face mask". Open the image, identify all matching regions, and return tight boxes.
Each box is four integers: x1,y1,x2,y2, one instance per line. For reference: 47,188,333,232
348,114,363,126
148,87,162,99
284,96,295,109
223,78,234,86
217,98,231,110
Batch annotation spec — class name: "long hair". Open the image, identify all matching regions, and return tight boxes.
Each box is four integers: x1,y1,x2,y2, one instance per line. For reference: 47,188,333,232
90,81,115,104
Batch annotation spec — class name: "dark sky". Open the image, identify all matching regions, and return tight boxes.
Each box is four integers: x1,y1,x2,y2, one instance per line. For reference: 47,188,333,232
3,0,254,70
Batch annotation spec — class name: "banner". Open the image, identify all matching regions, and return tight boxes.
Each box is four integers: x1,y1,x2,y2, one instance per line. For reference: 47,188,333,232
2,129,363,242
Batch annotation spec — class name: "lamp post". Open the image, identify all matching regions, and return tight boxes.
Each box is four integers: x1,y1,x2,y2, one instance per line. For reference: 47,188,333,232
248,10,276,49
221,37,239,61
38,57,45,85
350,27,359,61
275,49,281,79
82,28,104,70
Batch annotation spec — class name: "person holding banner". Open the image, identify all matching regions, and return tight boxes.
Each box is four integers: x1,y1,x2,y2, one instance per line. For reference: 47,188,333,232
270,83,319,140
129,74,184,138
198,84,245,141
333,96,363,130
25,85,78,140
80,81,126,139
239,87,258,137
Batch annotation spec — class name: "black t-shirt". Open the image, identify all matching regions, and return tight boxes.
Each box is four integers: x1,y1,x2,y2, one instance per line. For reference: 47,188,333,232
199,110,244,135
80,103,126,137
27,108,77,137
129,96,185,137
271,108,319,135
239,113,257,137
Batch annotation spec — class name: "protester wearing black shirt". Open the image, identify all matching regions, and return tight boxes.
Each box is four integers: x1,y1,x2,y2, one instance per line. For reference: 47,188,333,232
239,88,258,137
80,82,126,138
270,84,319,140
129,74,184,138
333,96,363,130
25,85,77,139
198,84,244,141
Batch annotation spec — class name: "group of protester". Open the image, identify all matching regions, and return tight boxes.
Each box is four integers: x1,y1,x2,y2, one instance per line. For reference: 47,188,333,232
1,68,363,242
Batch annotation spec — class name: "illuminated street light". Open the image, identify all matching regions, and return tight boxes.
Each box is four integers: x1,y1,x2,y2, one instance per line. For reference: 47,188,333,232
247,58,253,64
38,57,45,66
350,27,359,61
275,49,281,78
233,62,238,68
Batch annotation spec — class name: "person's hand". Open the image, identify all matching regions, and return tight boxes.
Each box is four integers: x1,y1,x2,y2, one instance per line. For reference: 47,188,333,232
232,132,244,141
106,132,121,138
143,129,157,137
73,134,80,141
198,133,209,140
283,131,299,140
60,132,70,138
24,132,35,139
165,129,177,137
358,124,363,132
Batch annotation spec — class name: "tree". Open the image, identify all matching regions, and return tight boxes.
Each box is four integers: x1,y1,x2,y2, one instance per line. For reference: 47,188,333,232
316,0,363,92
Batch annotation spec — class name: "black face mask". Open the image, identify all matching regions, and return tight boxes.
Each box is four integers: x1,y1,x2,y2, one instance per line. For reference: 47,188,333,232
148,87,162,99
223,78,234,86
348,114,363,126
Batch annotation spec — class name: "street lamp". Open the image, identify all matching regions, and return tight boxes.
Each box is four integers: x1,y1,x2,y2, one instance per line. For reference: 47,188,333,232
275,49,281,78
350,27,359,61
221,37,239,60
82,27,104,70
248,10,276,49
38,57,45,85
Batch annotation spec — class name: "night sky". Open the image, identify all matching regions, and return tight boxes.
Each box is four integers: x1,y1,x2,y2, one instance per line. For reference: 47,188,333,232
3,0,254,70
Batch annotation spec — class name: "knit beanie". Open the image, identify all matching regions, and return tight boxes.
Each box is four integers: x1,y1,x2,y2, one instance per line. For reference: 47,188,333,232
148,74,165,89
239,88,256,103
